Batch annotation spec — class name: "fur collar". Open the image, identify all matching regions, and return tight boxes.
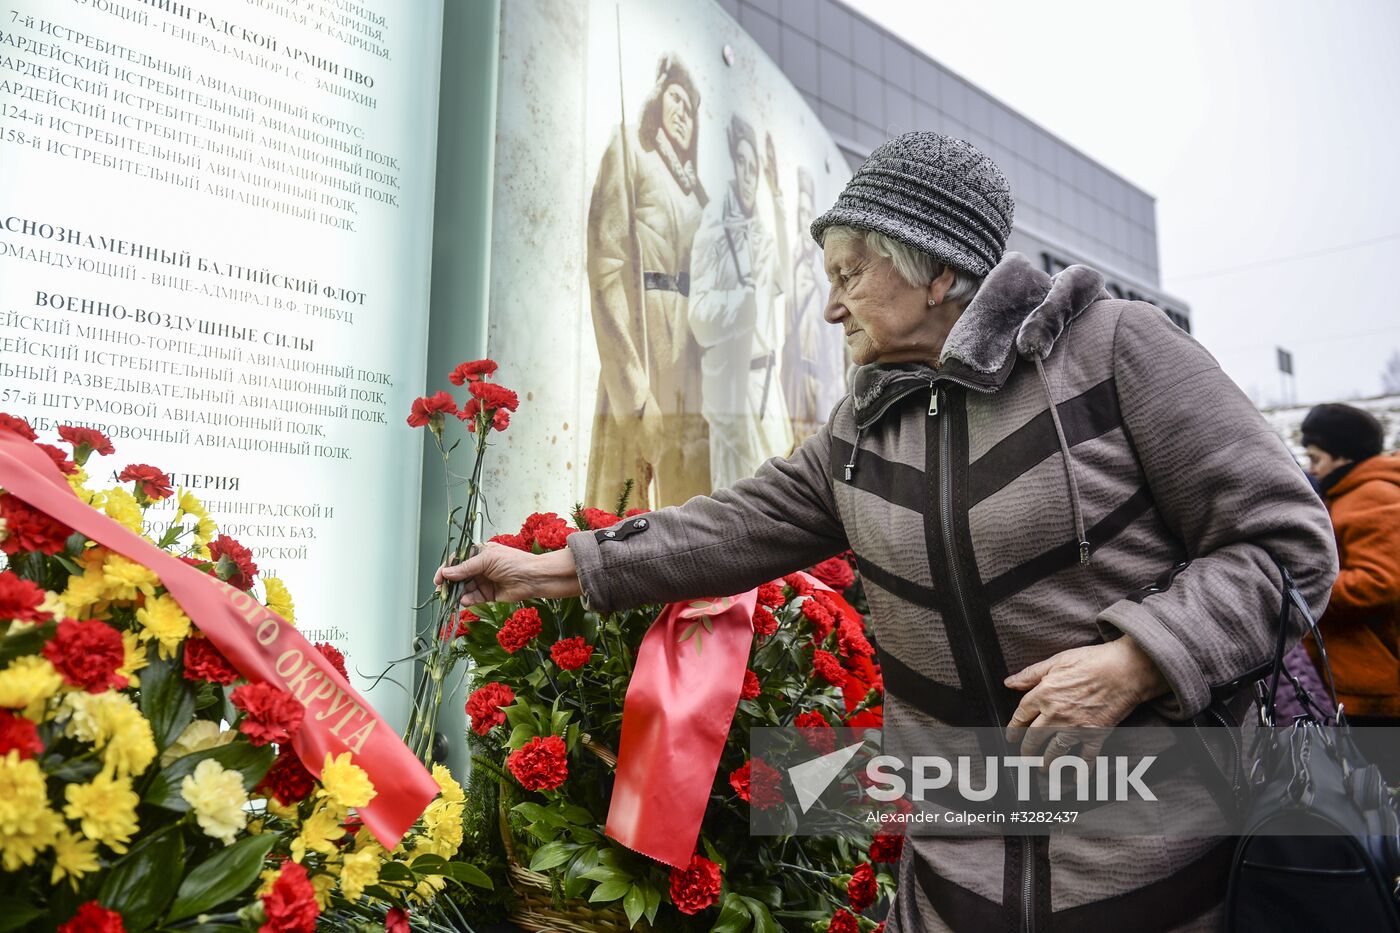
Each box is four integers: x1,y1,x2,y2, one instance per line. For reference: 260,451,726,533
850,252,1106,429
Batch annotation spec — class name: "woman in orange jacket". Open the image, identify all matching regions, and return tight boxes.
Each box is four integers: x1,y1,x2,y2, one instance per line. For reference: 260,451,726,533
1302,403,1400,778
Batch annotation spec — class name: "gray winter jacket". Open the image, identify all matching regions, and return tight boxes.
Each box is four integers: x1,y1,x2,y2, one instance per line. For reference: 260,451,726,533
567,252,1338,932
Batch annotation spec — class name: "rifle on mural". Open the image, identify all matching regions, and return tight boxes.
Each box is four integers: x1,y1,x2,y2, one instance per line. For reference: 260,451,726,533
615,6,649,390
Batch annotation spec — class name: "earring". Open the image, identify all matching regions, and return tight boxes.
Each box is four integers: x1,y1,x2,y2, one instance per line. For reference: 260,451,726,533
927,298,938,307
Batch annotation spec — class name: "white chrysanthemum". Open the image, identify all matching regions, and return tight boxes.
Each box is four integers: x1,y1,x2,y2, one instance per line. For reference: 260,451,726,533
159,719,235,767
180,758,249,844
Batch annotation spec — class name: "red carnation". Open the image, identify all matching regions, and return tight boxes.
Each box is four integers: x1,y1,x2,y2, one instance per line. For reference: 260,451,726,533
466,682,515,736
443,608,476,641
838,618,874,659
0,494,74,555
0,570,51,623
38,443,78,476
314,643,348,680
848,862,878,912
182,636,241,685
783,573,814,597
42,619,127,693
794,710,834,755
406,391,458,429
118,463,173,502
550,637,594,671
467,379,519,413
739,669,761,700
869,831,904,863
491,409,511,432
448,359,498,385
811,557,856,592
669,855,722,915
579,507,622,530
488,532,527,551
497,607,542,654
506,734,568,791
209,534,259,591
178,555,213,573
756,582,785,608
828,909,859,933
729,758,783,809
752,605,777,638
624,508,650,518
231,683,304,746
802,599,836,642
874,924,886,933
385,907,410,933
58,901,125,933
260,860,319,933
0,413,37,441
57,425,115,464
813,649,846,686
519,512,571,552
256,745,317,805
0,709,43,760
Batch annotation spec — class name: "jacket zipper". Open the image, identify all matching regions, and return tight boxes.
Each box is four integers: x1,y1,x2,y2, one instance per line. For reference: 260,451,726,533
930,383,1036,933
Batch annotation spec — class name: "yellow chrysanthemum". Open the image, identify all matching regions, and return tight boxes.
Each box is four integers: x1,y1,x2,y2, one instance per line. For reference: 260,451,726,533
411,872,446,905
338,845,381,902
101,553,159,601
0,751,61,870
64,771,140,853
60,691,156,778
418,764,466,858
176,489,203,520
135,593,191,658
180,758,249,844
38,590,65,620
320,752,377,810
103,488,145,535
59,566,107,620
116,630,147,689
291,804,344,863
311,869,337,909
51,827,100,889
256,867,279,898
66,466,96,501
0,656,63,720
159,719,235,767
263,576,296,626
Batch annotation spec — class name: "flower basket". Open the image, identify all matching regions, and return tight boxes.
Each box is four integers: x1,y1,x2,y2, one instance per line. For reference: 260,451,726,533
496,739,644,933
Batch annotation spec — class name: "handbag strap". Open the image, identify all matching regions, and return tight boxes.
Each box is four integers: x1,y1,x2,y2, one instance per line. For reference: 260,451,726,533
1260,551,1340,726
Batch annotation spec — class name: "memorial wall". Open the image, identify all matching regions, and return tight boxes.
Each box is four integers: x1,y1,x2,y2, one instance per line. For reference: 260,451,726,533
482,0,850,530
0,0,444,724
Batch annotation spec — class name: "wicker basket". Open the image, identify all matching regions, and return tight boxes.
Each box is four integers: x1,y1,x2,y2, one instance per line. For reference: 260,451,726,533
498,738,647,933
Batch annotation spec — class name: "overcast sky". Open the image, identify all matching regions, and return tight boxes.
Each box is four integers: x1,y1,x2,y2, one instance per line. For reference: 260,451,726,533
850,0,1400,407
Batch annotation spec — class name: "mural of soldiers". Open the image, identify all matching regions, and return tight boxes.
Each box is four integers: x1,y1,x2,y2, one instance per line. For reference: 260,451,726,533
689,114,793,490
781,167,846,441
584,55,712,510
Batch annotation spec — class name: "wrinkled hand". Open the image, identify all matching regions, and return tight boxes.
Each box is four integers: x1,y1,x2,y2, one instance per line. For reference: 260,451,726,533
1003,637,1169,761
435,542,582,607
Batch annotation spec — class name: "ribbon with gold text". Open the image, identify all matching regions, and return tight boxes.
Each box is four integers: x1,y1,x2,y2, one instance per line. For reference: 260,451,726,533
0,431,438,848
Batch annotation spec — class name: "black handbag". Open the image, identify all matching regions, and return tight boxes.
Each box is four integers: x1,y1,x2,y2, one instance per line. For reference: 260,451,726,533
1224,556,1400,932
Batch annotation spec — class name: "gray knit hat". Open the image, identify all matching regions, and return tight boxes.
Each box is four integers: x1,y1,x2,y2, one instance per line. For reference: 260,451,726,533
811,132,1014,277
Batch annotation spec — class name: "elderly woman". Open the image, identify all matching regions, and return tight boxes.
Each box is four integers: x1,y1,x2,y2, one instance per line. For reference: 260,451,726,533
442,133,1336,932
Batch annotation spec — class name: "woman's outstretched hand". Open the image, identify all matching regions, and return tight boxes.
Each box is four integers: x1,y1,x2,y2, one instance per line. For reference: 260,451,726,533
435,542,584,607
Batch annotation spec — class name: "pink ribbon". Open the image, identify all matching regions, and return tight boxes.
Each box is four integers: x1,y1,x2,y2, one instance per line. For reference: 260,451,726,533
0,432,438,848
605,573,864,868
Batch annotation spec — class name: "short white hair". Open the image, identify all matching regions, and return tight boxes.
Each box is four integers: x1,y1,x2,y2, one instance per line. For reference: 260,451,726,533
823,225,983,304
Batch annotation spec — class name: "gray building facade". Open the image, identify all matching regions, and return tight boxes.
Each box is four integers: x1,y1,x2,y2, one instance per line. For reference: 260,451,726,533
721,0,1192,330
